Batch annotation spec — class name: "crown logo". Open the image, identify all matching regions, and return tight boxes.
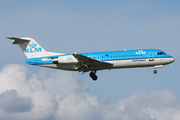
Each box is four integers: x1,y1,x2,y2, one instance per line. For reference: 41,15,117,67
136,50,146,54
29,43,37,48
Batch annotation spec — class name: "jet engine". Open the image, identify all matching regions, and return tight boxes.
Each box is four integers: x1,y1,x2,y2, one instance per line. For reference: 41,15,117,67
52,55,77,64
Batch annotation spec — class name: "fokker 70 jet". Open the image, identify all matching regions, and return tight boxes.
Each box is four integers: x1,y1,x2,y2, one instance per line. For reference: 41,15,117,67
7,37,175,81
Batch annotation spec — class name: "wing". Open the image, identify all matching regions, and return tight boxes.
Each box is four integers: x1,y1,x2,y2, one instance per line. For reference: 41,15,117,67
73,54,113,72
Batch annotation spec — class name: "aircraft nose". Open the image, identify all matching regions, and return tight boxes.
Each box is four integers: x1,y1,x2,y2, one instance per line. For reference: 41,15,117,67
171,57,175,63
161,57,175,64
168,57,175,64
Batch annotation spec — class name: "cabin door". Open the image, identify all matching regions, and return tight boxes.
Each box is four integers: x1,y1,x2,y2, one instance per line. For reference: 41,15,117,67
149,52,154,61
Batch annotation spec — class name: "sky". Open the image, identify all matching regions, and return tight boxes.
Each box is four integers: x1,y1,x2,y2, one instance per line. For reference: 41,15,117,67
0,0,180,120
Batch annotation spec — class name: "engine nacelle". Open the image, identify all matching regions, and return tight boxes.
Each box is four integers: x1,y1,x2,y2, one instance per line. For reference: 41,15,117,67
53,55,77,64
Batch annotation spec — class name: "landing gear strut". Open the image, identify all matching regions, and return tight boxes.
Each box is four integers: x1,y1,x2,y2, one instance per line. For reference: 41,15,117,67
89,71,98,81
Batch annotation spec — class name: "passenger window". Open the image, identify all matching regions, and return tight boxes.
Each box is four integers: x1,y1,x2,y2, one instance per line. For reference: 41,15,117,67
124,55,126,57
127,55,129,57
135,55,137,56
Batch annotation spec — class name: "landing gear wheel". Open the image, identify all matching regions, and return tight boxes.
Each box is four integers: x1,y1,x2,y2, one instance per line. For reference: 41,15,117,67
153,70,157,74
89,72,94,78
89,71,98,81
92,75,98,81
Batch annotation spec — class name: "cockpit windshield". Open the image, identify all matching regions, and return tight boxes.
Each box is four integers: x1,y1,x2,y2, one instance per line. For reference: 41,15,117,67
157,52,166,55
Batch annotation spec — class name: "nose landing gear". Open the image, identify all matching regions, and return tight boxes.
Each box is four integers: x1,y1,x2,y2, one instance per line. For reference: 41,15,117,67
89,71,98,81
153,65,163,74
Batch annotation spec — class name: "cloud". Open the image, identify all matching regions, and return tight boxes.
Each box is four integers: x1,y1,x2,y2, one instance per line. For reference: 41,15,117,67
0,64,180,120
0,89,33,113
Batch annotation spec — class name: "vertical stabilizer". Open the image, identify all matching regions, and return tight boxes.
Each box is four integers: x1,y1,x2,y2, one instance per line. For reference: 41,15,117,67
7,37,62,58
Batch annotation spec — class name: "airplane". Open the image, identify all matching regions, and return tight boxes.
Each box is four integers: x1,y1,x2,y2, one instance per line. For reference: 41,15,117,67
7,37,175,81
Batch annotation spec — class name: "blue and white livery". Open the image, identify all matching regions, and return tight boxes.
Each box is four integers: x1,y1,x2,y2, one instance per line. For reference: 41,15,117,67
7,37,175,80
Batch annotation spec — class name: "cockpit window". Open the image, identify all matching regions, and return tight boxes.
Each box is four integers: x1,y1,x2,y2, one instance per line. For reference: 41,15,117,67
157,52,166,55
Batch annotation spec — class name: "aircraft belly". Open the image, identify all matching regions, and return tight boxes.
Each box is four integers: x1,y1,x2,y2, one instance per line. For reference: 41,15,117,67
37,63,77,71
107,58,162,68
37,58,162,71
37,64,57,68
56,63,77,71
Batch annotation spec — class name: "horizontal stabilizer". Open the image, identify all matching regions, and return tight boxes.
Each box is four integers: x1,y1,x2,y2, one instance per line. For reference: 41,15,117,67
6,37,30,44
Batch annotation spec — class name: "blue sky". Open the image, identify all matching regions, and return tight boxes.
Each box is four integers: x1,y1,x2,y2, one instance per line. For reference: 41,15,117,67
0,0,180,119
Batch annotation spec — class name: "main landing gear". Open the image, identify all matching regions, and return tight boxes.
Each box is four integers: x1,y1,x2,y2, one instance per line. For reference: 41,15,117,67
89,71,98,81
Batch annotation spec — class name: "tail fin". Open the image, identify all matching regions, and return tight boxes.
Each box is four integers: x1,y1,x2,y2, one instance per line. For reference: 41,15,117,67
7,37,63,58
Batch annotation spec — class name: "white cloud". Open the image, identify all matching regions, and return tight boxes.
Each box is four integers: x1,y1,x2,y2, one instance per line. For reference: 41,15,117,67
0,64,179,120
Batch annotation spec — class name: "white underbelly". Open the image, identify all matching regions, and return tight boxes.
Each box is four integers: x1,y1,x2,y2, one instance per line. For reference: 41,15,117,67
106,58,162,68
